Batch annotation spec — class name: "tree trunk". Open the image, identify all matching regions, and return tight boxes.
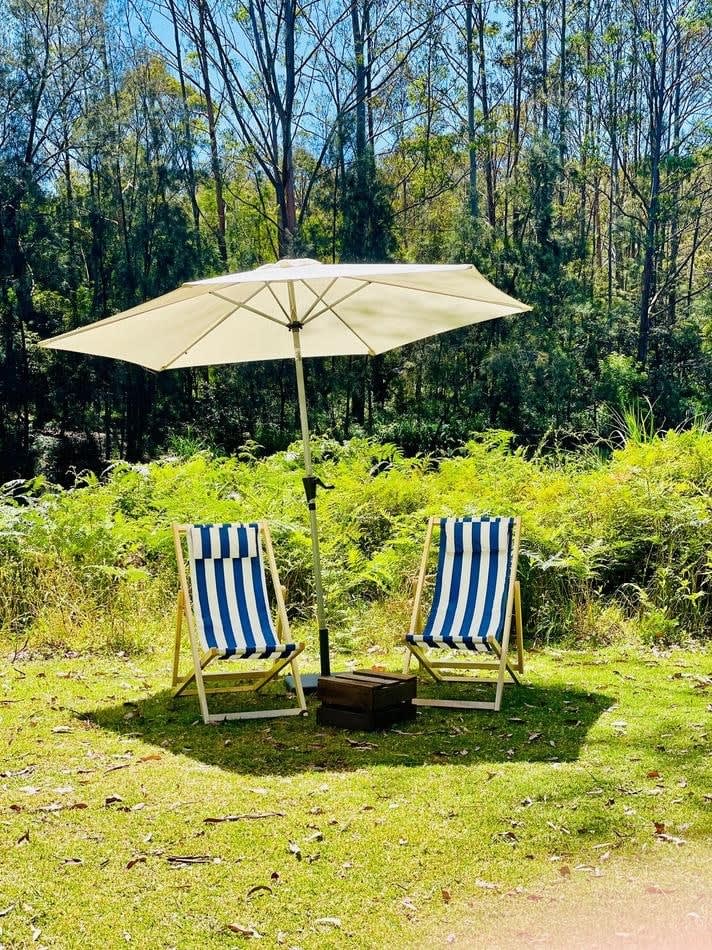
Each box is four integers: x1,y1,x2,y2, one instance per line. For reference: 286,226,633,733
197,0,227,267
638,0,669,367
465,0,478,221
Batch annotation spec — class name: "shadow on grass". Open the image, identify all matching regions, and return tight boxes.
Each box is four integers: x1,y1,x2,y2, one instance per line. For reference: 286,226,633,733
84,678,613,776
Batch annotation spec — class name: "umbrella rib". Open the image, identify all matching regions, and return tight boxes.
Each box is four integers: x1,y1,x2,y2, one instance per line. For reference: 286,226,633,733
207,290,289,326
159,284,269,370
264,283,291,322
298,277,338,323
359,278,532,308
301,280,372,325
324,305,376,356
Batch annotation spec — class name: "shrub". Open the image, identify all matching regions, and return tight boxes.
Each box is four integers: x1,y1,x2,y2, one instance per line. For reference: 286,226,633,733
0,427,709,655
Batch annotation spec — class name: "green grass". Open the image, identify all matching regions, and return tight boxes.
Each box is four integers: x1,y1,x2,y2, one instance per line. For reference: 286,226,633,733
1,643,711,948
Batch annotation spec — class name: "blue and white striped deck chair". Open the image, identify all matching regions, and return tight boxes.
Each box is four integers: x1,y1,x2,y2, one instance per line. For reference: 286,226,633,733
403,516,524,711
172,522,306,724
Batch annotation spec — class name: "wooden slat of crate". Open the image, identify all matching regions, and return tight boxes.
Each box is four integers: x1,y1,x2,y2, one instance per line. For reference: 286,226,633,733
317,671,416,712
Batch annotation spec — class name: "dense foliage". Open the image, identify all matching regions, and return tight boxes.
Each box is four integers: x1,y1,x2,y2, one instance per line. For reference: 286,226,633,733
1,428,709,656
0,0,710,480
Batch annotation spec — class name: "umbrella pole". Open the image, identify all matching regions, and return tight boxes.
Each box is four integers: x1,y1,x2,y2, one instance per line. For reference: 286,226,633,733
290,322,331,678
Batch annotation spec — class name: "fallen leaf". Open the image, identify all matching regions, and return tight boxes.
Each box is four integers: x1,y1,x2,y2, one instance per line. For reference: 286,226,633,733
0,766,35,778
647,770,661,779
287,841,302,861
51,726,71,734
646,885,674,895
138,754,161,763
558,865,571,877
38,801,88,813
655,832,687,845
441,888,452,903
16,829,30,846
166,854,215,866
227,923,261,938
105,795,123,806
126,856,147,870
315,917,342,928
204,812,285,823
0,905,15,918
246,885,272,899
653,821,666,835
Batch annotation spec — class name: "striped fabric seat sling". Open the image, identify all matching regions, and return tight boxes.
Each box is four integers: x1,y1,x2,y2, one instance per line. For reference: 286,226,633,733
408,516,514,652
187,523,296,660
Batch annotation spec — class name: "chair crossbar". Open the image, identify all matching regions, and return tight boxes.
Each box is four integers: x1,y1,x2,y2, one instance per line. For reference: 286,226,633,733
413,698,499,711
427,659,501,669
206,707,306,723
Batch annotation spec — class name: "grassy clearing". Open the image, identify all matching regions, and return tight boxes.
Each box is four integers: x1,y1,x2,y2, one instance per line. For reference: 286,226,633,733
1,643,710,948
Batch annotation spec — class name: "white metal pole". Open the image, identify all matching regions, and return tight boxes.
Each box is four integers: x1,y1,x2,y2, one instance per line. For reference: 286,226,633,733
288,283,331,677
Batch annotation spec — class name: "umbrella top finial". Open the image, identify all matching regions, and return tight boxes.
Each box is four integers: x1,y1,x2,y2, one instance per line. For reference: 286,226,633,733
259,257,322,270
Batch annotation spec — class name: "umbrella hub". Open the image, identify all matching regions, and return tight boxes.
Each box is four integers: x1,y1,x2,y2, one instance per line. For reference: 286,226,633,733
257,257,321,270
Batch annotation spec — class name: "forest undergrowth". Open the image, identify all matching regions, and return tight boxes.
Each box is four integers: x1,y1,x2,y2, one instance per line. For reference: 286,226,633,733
1,425,710,660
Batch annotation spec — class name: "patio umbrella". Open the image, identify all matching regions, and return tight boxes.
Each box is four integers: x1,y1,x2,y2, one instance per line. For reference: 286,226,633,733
39,257,530,677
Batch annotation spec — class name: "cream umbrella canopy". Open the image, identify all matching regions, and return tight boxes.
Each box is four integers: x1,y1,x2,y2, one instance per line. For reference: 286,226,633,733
39,257,530,676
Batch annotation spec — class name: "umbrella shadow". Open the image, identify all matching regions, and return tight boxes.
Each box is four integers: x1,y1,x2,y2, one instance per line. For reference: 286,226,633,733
83,679,612,776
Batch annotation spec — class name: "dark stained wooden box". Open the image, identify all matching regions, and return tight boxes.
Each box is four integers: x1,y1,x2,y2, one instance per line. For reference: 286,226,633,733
316,670,417,731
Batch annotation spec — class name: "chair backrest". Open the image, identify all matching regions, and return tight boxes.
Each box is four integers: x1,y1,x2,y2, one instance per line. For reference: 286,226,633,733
423,516,517,643
185,522,279,655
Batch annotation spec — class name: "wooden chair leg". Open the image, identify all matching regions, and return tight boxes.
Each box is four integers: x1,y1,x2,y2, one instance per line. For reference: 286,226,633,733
514,580,524,674
192,655,211,724
290,657,307,713
408,644,444,682
172,591,184,687
493,647,508,711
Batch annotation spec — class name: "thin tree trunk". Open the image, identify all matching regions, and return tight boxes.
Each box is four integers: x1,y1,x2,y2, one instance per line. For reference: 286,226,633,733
465,0,478,221
197,0,227,267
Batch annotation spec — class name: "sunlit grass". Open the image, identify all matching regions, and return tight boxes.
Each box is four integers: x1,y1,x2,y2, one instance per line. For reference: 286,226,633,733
1,642,710,948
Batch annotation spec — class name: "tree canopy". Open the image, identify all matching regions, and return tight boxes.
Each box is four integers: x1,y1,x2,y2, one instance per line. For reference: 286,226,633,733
0,0,710,479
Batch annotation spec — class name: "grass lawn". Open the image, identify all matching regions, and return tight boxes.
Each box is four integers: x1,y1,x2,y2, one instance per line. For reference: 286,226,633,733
1,643,710,948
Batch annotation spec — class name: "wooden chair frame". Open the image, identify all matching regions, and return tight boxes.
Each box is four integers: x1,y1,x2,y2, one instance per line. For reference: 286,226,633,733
172,522,307,724
403,516,524,712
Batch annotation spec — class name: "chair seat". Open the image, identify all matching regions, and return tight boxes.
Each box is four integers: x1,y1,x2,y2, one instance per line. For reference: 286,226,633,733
219,642,302,660
406,634,493,654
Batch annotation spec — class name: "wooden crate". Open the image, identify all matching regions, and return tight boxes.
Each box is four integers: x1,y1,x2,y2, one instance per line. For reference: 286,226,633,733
316,670,417,731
